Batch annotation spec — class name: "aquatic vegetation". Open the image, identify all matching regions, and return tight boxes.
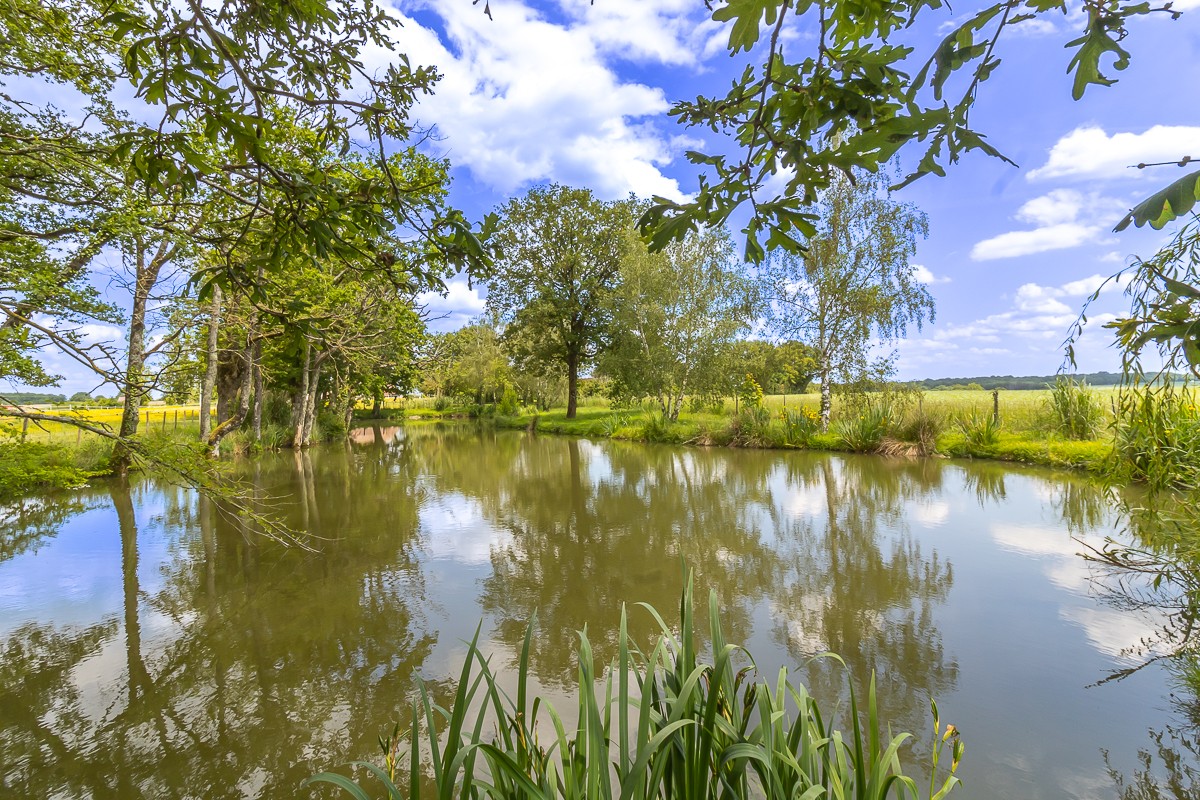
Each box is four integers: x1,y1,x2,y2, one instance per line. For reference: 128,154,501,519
307,576,964,800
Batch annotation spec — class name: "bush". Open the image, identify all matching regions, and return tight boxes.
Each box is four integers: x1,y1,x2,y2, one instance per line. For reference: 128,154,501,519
738,373,764,410
1113,384,1200,491
0,437,95,500
308,575,965,800
832,399,891,452
956,408,1000,447
498,385,520,416
896,404,946,456
1045,376,1104,440
781,405,821,445
729,406,774,447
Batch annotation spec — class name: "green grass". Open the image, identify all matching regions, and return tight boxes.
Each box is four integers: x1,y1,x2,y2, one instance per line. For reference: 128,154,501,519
480,389,1119,474
308,572,964,800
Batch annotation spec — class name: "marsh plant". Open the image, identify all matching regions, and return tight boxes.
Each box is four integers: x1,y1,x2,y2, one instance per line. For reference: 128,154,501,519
728,406,774,447
832,399,892,452
781,406,822,446
1045,377,1105,440
1113,383,1200,491
308,576,965,800
895,405,946,456
955,408,1000,447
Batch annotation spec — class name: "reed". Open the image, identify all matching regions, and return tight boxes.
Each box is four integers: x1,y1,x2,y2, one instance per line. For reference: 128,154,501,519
307,574,964,799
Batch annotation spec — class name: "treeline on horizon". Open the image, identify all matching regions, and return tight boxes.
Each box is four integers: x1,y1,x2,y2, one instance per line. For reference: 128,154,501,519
909,371,1156,391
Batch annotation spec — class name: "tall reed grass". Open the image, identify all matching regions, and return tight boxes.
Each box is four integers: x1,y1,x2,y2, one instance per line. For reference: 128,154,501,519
307,575,964,799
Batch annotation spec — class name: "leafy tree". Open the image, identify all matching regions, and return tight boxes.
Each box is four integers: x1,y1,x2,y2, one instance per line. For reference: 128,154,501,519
486,185,635,419
601,227,757,420
763,169,933,428
639,0,1180,258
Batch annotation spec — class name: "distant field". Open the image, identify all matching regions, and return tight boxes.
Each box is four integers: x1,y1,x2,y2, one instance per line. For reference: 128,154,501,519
1,405,206,442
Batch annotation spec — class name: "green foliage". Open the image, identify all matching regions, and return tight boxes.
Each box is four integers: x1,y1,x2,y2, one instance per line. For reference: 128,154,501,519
1112,384,1200,491
781,406,822,446
639,0,1171,259
497,384,520,416
308,574,964,800
729,406,774,447
0,437,95,500
763,168,933,402
738,373,764,410
1046,377,1105,440
833,400,892,453
896,404,947,456
956,408,1001,447
1117,168,1200,232
486,184,636,418
601,225,757,420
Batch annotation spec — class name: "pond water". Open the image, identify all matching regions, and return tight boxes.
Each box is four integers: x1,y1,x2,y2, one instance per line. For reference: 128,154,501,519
0,424,1190,798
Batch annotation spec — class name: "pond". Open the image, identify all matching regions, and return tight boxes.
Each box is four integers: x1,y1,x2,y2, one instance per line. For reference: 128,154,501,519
0,424,1191,798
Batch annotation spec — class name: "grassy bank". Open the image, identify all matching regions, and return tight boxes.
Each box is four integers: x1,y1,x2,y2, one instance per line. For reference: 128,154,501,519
363,387,1115,473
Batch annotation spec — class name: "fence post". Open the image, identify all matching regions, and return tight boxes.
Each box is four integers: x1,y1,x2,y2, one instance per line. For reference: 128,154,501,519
992,390,1000,426
22,417,29,439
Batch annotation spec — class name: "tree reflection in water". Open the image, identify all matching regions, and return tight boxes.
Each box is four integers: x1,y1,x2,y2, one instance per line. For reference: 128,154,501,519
400,426,959,746
0,450,439,799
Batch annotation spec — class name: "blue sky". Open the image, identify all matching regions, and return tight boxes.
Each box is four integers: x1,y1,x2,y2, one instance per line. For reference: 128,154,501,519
393,0,1200,379
12,0,1200,395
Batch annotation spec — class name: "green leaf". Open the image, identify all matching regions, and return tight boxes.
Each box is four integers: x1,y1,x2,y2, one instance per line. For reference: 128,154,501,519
1116,168,1200,231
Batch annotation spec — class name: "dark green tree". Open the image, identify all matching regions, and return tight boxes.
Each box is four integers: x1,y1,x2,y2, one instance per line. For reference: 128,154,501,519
486,185,635,419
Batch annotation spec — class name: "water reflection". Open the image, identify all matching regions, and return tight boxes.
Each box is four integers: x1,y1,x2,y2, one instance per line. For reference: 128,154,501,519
0,424,1188,799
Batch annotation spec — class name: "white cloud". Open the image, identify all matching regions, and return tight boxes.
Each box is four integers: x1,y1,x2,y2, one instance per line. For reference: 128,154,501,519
970,190,1124,260
893,272,1127,374
971,223,1098,260
419,278,486,332
912,264,951,284
383,1,693,201
1027,125,1200,182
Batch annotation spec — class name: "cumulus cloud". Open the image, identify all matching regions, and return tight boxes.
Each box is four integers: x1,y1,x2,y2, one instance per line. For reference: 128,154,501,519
970,189,1124,260
381,0,698,200
912,264,951,284
1027,125,1200,182
419,278,487,332
893,273,1126,374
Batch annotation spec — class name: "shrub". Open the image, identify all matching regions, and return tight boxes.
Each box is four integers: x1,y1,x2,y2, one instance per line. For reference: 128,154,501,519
781,405,821,445
0,435,104,499
308,575,965,800
1113,384,1200,491
433,395,451,412
729,406,774,447
1045,377,1104,440
897,404,946,456
498,385,520,416
832,399,891,452
956,407,1000,447
738,373,763,410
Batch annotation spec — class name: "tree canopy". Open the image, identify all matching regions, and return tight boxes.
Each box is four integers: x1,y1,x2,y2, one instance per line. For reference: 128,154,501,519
485,184,636,419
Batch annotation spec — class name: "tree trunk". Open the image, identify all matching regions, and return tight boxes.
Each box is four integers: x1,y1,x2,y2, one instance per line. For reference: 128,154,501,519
216,342,247,426
208,339,254,454
566,350,579,419
292,341,311,447
819,371,832,432
113,240,170,477
199,285,222,440
251,339,263,443
301,361,321,446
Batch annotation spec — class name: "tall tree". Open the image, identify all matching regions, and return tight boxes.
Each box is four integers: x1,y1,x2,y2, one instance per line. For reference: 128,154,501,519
763,169,934,428
602,227,757,420
486,185,634,419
